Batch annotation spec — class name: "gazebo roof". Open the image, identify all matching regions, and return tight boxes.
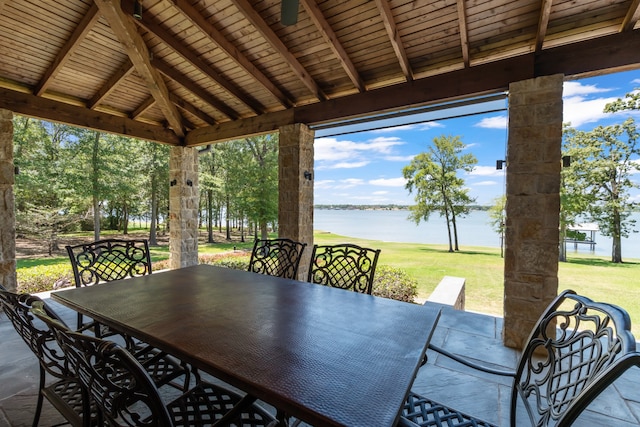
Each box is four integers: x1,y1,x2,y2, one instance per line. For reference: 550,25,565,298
1,0,639,145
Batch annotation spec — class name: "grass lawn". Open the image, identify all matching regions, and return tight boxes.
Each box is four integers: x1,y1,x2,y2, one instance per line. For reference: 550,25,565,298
16,230,640,337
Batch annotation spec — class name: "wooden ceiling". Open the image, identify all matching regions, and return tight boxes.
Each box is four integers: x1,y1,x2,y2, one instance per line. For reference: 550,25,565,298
1,0,640,146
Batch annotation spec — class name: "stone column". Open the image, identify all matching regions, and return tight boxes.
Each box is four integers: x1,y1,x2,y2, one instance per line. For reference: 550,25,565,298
0,109,16,291
169,146,199,269
279,124,314,281
503,74,564,349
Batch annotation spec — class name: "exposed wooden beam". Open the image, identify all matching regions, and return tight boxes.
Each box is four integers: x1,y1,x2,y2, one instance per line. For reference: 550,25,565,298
536,0,553,52
131,96,155,120
186,30,640,146
456,0,470,67
170,93,218,126
0,87,180,145
152,58,240,120
171,0,294,108
621,0,640,32
231,0,328,101
124,0,265,115
0,0,8,16
94,0,184,137
88,59,135,109
374,0,413,81
34,3,101,96
301,0,365,92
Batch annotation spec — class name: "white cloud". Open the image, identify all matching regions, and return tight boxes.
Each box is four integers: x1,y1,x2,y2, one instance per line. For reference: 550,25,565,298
369,177,406,187
370,121,444,133
563,81,612,97
633,79,640,85
473,180,501,186
314,135,405,170
385,155,415,162
475,115,507,129
469,165,505,177
563,95,620,127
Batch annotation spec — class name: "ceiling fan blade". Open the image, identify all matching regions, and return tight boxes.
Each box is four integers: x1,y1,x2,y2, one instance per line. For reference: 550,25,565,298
281,0,299,26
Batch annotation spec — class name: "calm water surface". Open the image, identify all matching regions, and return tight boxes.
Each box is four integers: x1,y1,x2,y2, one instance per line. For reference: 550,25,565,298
314,209,640,260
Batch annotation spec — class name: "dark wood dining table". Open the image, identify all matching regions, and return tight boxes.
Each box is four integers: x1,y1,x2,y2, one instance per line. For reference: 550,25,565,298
51,264,441,427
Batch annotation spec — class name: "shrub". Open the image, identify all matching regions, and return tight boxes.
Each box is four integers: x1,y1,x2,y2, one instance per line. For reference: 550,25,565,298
199,252,250,270
17,264,73,294
372,265,418,303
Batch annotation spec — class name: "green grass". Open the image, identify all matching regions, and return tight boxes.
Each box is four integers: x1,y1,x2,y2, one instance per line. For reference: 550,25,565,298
16,231,640,337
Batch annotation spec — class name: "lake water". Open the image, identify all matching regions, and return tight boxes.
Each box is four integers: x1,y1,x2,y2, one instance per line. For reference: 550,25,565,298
314,209,640,260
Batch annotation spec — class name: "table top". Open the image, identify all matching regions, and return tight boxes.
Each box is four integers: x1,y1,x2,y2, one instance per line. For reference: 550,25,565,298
52,264,440,427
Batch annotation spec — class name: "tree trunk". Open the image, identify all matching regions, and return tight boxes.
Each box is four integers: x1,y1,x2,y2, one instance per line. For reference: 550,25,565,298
207,189,214,243
149,178,158,246
612,209,623,263
225,195,231,241
92,131,101,241
558,224,567,262
451,212,459,251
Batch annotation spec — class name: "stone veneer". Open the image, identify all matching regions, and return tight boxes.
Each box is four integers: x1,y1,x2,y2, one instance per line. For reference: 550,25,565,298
169,146,199,269
278,124,314,280
0,109,16,291
503,74,563,349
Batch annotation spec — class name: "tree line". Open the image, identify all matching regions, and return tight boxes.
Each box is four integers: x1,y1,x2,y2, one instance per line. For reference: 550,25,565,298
13,117,279,253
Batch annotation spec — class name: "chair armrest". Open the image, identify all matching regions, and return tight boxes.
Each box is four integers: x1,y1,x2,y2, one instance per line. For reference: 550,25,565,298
428,343,516,377
398,416,421,427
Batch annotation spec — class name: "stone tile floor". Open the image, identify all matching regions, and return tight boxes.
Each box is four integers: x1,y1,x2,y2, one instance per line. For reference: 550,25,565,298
1,296,639,426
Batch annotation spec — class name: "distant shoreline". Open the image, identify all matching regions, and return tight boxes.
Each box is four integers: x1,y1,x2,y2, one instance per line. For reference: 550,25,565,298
314,204,490,211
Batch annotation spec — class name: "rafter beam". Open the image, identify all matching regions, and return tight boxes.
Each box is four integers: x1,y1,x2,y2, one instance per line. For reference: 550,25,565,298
131,97,155,120
374,0,413,81
88,59,134,109
232,0,327,101
152,58,240,120
170,93,217,126
34,3,101,96
94,0,184,137
123,0,265,115
301,0,365,92
621,0,640,32
0,87,180,145
171,0,294,108
536,0,553,52
456,0,470,67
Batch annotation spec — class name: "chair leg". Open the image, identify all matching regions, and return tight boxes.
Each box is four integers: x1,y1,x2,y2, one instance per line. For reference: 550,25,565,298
32,367,46,427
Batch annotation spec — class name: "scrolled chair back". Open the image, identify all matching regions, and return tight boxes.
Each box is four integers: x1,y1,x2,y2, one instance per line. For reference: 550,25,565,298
308,243,381,294
248,238,307,280
31,301,174,427
512,289,637,426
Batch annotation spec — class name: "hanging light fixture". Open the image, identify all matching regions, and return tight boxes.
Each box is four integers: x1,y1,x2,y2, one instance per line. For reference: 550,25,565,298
133,0,143,20
281,0,299,26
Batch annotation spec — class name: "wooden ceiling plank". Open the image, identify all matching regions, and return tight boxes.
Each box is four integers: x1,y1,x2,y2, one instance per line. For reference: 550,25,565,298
152,58,240,120
131,10,265,115
0,86,180,144
34,3,101,96
231,0,328,101
88,59,135,109
170,93,217,126
536,0,553,52
456,0,470,67
373,0,413,81
621,0,640,32
94,0,184,137
300,0,365,92
173,0,294,108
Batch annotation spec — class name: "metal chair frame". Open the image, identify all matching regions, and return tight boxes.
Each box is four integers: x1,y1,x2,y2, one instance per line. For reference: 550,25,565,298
307,243,381,294
31,302,277,427
402,290,638,427
248,238,307,280
66,238,152,332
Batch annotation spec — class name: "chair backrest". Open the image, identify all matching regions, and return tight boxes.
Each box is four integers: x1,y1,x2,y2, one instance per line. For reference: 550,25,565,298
0,287,72,380
66,238,152,287
248,238,307,280
307,243,381,294
31,302,174,427
512,289,637,427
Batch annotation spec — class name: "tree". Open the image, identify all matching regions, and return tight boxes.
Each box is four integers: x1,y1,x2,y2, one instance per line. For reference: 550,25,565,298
488,195,506,258
402,135,477,252
563,118,640,263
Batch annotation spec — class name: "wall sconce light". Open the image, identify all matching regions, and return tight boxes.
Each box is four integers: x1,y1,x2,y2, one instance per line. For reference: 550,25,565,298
186,179,193,187
133,0,143,20
170,179,177,187
303,171,313,180
496,160,506,170
562,156,571,168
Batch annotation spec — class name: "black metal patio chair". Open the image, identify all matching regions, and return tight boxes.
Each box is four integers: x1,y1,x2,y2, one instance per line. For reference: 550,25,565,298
401,290,638,427
66,238,152,332
248,238,307,280
307,243,381,294
31,302,277,427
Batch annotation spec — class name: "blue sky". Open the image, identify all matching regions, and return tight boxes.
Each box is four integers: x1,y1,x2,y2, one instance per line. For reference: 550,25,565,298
312,69,640,206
